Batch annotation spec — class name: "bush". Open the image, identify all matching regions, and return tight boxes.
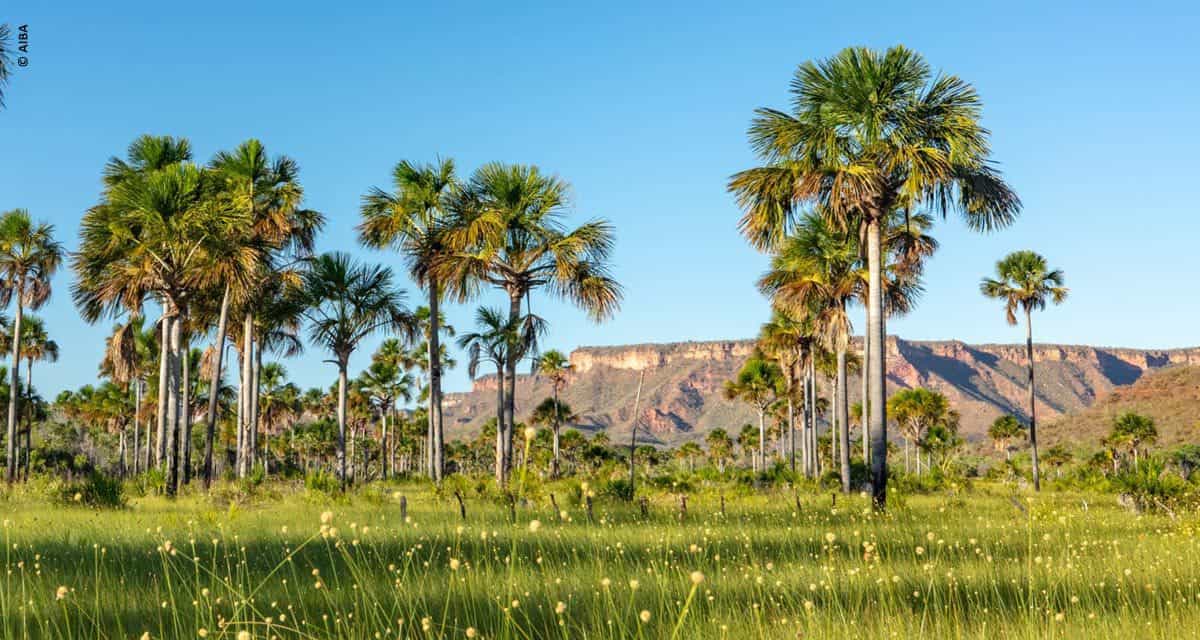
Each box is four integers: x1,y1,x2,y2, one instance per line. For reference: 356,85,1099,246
56,473,126,509
598,478,634,501
305,469,340,496
1110,458,1198,512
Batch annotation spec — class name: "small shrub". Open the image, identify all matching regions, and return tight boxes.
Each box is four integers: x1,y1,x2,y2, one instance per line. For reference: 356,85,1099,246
305,469,340,496
56,473,126,509
599,478,634,501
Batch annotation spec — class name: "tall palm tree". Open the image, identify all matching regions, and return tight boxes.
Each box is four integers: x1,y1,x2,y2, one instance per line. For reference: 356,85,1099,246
11,316,57,481
758,213,859,489
729,46,1019,507
298,252,413,486
457,305,544,484
209,139,320,484
358,356,413,480
86,135,193,472
74,159,244,495
535,349,571,478
756,309,812,474
981,250,1067,490
723,352,781,472
441,163,622,483
99,315,155,474
358,158,459,482
0,209,62,483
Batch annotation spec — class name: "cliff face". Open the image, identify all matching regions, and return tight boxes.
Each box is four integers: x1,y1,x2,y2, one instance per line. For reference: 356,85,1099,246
442,337,1200,446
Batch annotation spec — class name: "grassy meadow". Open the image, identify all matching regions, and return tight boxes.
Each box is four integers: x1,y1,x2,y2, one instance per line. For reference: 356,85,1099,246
0,482,1197,639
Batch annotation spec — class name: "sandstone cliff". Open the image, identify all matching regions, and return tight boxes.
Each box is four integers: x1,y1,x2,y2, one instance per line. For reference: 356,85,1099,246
442,337,1200,446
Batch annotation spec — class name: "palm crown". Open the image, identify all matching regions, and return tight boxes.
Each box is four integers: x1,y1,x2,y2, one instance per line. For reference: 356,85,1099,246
299,252,413,366
980,250,1069,325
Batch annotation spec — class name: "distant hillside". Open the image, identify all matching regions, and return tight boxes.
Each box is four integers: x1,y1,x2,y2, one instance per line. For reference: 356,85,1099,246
442,337,1200,447
1045,365,1200,447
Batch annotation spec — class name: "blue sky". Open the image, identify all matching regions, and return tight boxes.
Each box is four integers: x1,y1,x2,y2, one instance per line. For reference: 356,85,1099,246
1,1,1198,399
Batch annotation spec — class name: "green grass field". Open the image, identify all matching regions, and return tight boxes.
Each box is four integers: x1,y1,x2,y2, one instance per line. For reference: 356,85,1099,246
1,483,1197,639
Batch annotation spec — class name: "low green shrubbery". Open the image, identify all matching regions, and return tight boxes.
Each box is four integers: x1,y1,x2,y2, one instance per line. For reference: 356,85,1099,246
55,473,126,509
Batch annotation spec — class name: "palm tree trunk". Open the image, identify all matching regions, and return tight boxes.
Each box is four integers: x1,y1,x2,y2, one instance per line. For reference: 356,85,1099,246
787,365,796,474
251,344,261,471
551,384,561,479
23,357,33,482
837,347,850,493
428,285,445,483
181,335,192,485
238,312,253,478
866,216,888,509
810,359,819,477
142,380,151,474
502,291,522,484
380,409,389,481
336,362,348,487
156,311,169,469
495,365,506,485
757,407,766,472
628,371,645,492
119,429,127,478
203,284,230,488
830,376,838,466
861,332,869,464
1026,308,1040,491
133,382,141,476
166,313,182,497
5,299,22,484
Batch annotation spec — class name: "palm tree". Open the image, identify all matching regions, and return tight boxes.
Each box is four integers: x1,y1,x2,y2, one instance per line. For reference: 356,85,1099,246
759,212,861,489
298,252,413,486
99,314,155,474
74,159,239,496
730,46,1020,508
886,388,952,475
1110,412,1157,468
756,310,809,474
77,135,198,475
209,139,321,484
535,349,572,477
530,397,577,476
981,250,1067,490
723,352,781,472
256,363,301,474
9,316,57,481
987,415,1024,461
358,158,459,482
0,209,62,483
441,163,622,483
358,356,413,480
458,306,544,485
1041,445,1073,478
705,428,734,473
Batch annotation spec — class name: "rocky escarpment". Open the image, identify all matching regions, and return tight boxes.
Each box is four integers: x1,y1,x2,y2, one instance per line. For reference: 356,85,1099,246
441,337,1200,446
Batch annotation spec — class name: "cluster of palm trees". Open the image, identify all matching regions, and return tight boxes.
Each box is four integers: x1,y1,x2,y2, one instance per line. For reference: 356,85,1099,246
0,139,623,494
358,159,621,488
2,44,1087,505
729,46,1022,507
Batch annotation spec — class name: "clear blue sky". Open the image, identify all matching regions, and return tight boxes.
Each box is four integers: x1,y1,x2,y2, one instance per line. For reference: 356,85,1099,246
1,1,1197,400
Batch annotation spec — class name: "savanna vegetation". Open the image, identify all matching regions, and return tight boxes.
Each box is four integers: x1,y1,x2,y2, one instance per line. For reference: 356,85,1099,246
0,36,1197,638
